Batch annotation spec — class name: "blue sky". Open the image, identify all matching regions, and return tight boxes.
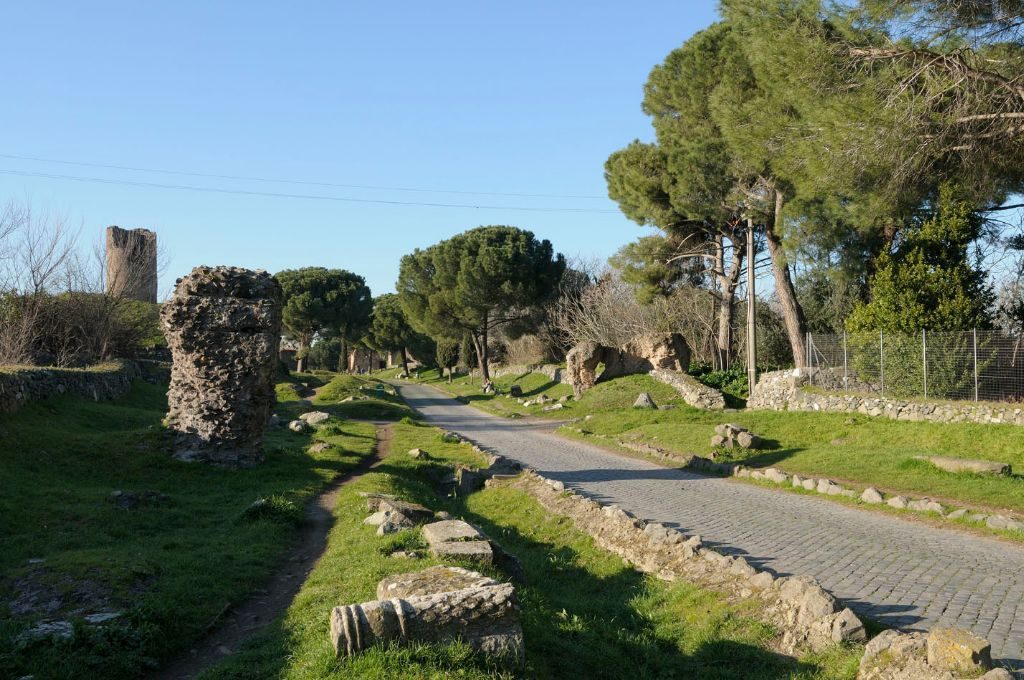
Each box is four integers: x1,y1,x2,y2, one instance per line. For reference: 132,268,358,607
0,1,721,297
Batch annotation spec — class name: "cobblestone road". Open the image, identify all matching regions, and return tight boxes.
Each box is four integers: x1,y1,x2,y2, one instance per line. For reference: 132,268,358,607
398,382,1024,667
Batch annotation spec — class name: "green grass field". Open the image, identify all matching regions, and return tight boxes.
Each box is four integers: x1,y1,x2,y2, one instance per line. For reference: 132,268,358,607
419,369,1024,519
278,372,415,421
200,421,861,679
0,379,377,679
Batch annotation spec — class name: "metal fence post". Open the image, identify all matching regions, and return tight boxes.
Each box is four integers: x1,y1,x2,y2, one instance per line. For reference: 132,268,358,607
973,329,979,402
923,329,928,399
880,330,884,396
843,330,848,382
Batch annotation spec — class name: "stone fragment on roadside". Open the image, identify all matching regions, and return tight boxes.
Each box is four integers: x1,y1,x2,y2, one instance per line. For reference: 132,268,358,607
376,565,498,600
926,628,992,674
288,420,310,433
330,583,523,662
298,411,330,425
711,423,762,450
542,403,565,412
407,447,427,459
378,499,433,523
887,495,909,509
440,431,461,444
633,392,656,409
860,487,884,504
422,519,494,565
764,468,789,484
907,498,945,514
801,478,816,491
309,441,331,453
922,455,1011,476
986,514,1024,532
946,508,969,520
830,608,866,643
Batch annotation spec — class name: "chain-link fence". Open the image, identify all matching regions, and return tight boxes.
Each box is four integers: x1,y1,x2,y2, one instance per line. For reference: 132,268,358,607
806,330,1024,403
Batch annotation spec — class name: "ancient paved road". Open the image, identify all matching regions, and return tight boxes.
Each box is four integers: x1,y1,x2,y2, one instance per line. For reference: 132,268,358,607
397,381,1024,667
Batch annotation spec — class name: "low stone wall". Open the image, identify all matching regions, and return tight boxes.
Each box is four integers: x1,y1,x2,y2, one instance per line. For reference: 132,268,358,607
473,364,568,384
649,369,726,410
0,360,140,414
749,368,1024,426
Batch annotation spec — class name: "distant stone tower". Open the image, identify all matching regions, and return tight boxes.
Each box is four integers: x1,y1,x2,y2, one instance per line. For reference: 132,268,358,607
105,226,157,303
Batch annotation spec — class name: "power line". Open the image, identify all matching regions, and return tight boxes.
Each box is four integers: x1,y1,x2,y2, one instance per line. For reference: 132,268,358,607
0,152,608,200
0,168,620,214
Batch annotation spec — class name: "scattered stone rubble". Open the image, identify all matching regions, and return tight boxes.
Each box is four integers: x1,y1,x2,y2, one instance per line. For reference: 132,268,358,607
330,570,523,663
362,496,434,536
505,470,866,655
711,423,763,450
161,266,283,467
422,520,494,564
634,392,657,409
859,627,1011,679
565,334,726,410
298,410,331,426
498,470,1007,678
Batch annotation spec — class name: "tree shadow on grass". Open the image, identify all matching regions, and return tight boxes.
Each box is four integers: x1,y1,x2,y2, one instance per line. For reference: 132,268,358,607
457,505,832,680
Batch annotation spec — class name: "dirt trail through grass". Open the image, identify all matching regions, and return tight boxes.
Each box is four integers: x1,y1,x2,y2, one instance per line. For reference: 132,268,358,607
152,424,394,680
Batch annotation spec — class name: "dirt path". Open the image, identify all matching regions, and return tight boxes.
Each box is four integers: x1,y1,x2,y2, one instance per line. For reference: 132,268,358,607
151,424,393,680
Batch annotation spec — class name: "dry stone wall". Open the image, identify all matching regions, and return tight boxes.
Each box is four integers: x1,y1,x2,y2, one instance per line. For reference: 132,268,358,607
750,368,1024,426
0,360,139,414
161,266,282,467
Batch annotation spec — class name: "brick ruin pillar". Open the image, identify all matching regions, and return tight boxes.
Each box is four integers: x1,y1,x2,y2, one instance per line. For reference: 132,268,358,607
160,266,282,467
105,226,158,303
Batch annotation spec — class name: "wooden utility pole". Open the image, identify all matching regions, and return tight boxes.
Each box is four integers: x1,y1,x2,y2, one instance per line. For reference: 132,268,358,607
746,218,757,390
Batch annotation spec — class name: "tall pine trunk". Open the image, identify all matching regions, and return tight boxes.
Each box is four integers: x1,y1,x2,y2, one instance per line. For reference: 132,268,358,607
764,189,807,369
714,232,744,370
400,347,409,376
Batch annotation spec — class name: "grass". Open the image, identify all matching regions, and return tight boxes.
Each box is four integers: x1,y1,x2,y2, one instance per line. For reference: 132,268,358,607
413,367,668,419
200,421,861,679
0,378,377,679
277,372,415,421
554,379,1024,517
411,367,1024,521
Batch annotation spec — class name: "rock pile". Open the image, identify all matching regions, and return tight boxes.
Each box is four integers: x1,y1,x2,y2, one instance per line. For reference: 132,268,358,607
330,566,523,663
362,496,433,536
161,266,283,467
711,423,762,449
859,627,1010,679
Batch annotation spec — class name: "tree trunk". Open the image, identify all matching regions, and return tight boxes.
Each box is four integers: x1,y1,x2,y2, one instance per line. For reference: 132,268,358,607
713,232,744,370
472,323,491,383
764,190,808,368
296,336,308,373
339,338,349,373
400,347,409,376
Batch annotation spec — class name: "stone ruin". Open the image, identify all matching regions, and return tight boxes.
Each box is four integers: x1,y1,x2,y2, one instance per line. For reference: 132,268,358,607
105,226,157,303
565,333,692,397
160,266,282,467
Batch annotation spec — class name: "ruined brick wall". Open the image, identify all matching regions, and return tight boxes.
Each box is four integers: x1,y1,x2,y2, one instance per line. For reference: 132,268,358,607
106,226,157,303
160,266,282,466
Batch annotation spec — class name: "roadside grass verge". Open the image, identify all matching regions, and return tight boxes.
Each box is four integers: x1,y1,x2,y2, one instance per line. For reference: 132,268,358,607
277,372,414,421
0,380,376,679
200,421,860,679
413,368,673,419
557,379,1024,516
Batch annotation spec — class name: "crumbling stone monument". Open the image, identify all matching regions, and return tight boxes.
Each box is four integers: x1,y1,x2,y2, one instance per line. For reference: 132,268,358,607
105,226,157,303
566,333,692,397
160,266,282,466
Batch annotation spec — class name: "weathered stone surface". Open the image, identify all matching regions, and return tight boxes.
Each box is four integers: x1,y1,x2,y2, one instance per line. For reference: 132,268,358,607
378,499,433,523
985,515,1024,532
923,456,1011,476
431,541,494,564
161,266,283,467
408,447,427,459
711,423,762,450
377,514,414,535
750,367,1024,428
861,487,884,504
376,565,498,600
288,419,310,433
423,520,483,544
0,360,140,415
831,607,867,643
633,392,656,409
887,495,909,509
565,341,610,397
15,620,75,645
330,583,523,662
619,333,691,373
650,369,726,410
926,628,992,673
299,411,330,425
